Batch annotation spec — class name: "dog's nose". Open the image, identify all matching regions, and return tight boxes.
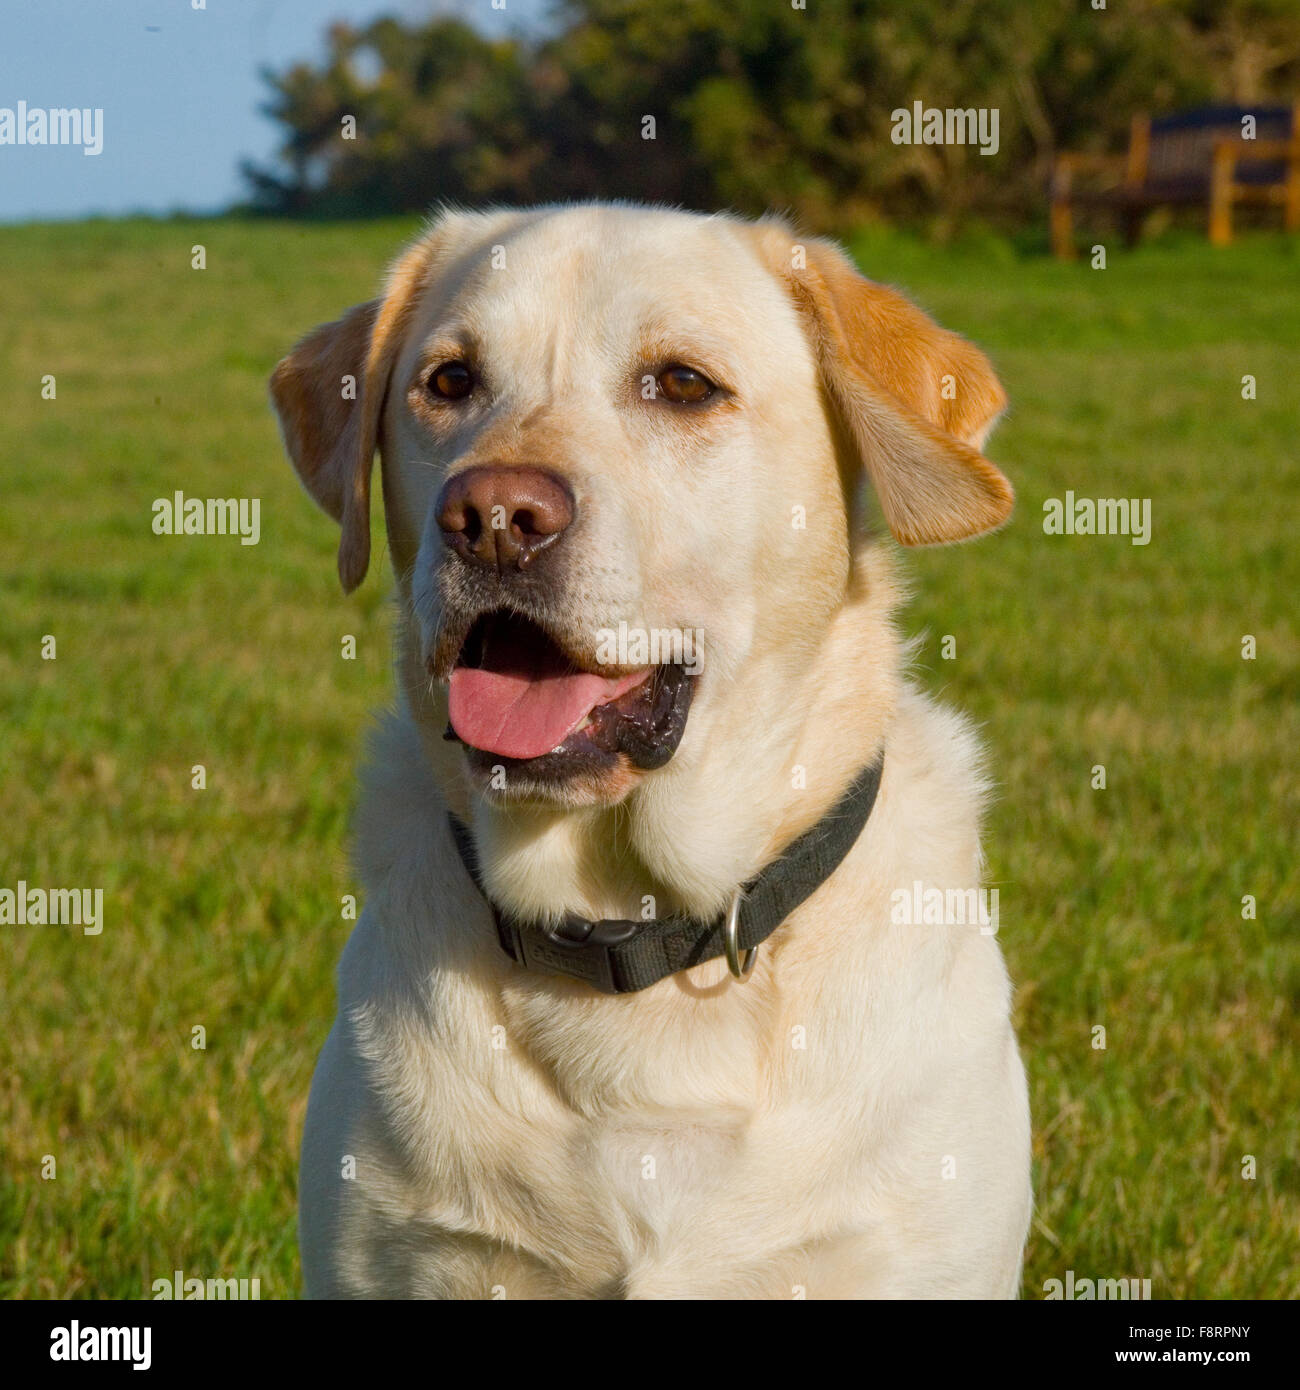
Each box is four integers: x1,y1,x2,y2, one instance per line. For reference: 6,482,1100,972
436,466,574,572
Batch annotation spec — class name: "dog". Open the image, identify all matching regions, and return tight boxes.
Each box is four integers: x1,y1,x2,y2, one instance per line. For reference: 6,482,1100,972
271,203,1031,1299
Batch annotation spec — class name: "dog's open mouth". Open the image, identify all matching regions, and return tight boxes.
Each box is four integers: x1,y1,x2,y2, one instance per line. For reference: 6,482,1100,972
446,611,695,773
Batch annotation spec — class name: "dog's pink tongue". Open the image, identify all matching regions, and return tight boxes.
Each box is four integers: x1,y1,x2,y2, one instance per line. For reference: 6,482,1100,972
450,666,648,760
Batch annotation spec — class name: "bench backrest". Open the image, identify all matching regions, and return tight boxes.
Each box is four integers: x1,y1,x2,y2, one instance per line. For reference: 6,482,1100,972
1145,105,1295,187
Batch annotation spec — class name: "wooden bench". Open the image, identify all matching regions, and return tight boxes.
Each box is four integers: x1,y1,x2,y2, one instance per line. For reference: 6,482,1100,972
1050,105,1300,258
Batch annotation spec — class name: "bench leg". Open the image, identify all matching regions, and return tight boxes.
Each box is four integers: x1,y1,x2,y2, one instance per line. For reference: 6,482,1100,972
1284,173,1300,233
1210,151,1234,246
1121,208,1144,248
1050,198,1074,259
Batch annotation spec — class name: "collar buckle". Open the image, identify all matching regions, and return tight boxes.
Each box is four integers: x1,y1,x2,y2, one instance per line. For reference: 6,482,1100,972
503,913,640,995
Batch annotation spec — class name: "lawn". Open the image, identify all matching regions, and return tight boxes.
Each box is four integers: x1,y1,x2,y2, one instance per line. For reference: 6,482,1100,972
1,216,1296,1298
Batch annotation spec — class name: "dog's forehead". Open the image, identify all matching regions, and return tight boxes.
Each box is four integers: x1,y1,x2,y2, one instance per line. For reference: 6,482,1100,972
418,206,792,353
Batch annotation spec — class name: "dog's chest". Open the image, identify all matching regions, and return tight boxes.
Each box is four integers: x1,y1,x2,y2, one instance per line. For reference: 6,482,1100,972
589,1114,747,1227
494,969,771,1228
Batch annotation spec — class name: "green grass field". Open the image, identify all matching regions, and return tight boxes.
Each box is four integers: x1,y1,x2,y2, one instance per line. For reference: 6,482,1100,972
1,216,1296,1299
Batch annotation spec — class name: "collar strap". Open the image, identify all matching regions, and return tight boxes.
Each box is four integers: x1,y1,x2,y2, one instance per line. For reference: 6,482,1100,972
448,754,883,995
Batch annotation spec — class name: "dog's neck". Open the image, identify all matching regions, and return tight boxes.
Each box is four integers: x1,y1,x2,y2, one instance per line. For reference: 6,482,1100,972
401,546,902,926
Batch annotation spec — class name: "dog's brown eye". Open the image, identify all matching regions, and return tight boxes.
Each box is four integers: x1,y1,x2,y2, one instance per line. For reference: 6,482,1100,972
428,362,474,400
657,364,715,403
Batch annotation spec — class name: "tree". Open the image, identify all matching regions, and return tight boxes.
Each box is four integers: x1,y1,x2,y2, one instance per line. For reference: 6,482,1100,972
243,0,1300,233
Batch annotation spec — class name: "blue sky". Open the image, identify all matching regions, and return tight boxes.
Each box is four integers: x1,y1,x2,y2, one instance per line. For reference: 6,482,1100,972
0,0,547,223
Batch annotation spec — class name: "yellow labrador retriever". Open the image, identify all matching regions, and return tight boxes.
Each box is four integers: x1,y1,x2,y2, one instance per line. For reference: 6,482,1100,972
271,204,1031,1299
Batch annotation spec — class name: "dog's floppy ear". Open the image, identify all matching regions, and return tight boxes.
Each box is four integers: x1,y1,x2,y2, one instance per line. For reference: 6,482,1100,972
753,223,1013,545
269,238,433,591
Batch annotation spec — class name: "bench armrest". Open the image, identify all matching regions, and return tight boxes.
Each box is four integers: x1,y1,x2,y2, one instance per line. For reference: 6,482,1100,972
1214,137,1300,165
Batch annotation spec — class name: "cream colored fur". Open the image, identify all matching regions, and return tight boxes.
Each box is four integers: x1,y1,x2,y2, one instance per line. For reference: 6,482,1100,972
275,204,1032,1300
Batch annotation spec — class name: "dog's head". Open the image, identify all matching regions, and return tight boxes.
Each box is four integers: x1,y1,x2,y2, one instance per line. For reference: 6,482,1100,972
271,205,1011,810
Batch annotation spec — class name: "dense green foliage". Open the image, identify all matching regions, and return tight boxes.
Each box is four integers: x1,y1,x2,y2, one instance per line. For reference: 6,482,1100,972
245,0,1300,232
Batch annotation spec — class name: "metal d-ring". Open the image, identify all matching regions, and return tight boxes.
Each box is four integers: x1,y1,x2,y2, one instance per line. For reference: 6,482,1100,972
723,889,757,981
